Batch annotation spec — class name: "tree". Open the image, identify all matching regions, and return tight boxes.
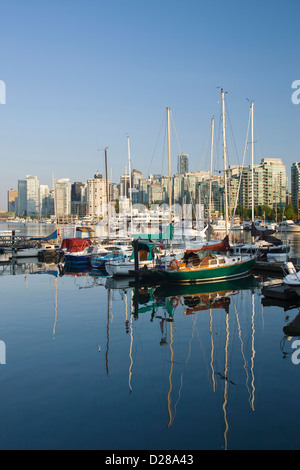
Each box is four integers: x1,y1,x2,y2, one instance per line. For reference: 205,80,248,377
284,204,296,220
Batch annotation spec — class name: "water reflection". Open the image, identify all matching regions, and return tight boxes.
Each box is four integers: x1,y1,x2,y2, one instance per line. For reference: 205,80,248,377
102,274,259,449
3,256,300,449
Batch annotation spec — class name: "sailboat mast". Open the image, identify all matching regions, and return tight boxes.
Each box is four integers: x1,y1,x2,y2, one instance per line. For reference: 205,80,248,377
104,147,110,241
127,136,133,227
167,107,173,249
208,117,215,240
251,102,254,224
221,90,229,237
52,172,57,224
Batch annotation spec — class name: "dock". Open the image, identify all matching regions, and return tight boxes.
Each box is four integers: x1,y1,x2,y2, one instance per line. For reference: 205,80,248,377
262,283,298,300
253,257,300,276
0,229,59,252
0,234,37,250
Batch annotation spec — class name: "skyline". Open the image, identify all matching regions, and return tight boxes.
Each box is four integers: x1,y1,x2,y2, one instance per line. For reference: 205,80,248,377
0,0,299,209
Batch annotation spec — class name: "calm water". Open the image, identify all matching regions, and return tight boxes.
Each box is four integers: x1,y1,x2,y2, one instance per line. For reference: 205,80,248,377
1,222,300,450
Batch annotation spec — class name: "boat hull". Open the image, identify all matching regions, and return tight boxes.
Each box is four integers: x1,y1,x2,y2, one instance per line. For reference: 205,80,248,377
106,260,155,276
276,223,300,232
12,248,40,258
158,257,256,284
154,274,257,299
64,254,91,266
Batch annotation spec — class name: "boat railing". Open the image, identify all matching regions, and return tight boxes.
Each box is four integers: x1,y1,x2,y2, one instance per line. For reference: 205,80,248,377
282,261,298,276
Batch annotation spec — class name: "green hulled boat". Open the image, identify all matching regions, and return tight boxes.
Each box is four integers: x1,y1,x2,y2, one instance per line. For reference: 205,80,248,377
157,245,256,284
154,274,257,299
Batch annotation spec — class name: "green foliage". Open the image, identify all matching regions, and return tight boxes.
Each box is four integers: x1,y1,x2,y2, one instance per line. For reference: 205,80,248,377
235,204,297,222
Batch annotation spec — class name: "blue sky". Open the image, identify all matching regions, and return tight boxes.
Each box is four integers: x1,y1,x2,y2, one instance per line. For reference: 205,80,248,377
0,0,299,209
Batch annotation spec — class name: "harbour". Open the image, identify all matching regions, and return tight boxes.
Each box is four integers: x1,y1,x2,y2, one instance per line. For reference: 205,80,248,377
1,221,300,450
0,0,299,454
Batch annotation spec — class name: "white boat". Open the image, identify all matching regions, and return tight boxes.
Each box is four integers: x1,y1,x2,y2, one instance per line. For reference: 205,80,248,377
12,247,41,258
105,240,157,277
0,250,11,263
276,220,300,233
242,221,251,231
242,219,275,232
282,262,300,296
91,244,132,269
105,257,156,277
210,216,242,232
252,220,275,231
0,229,24,236
210,217,227,232
64,243,127,266
230,238,290,262
12,243,60,259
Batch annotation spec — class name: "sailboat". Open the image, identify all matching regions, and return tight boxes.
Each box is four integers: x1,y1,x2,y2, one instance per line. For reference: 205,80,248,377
157,94,256,284
105,240,157,276
276,219,300,233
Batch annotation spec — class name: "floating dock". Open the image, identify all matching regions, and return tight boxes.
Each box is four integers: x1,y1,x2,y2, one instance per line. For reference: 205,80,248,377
262,283,298,300
253,257,300,276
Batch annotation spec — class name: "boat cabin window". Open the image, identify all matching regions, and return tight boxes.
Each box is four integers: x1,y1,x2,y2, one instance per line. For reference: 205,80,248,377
209,259,217,266
219,258,226,265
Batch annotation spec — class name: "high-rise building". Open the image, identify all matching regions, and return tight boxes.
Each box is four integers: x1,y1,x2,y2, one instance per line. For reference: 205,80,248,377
71,182,86,202
39,185,50,217
291,162,300,210
17,180,27,216
173,173,184,204
87,173,108,219
132,169,143,188
262,158,286,208
239,165,264,209
109,183,119,202
7,189,18,213
119,174,130,198
178,153,189,175
237,158,286,210
55,178,71,218
26,175,40,217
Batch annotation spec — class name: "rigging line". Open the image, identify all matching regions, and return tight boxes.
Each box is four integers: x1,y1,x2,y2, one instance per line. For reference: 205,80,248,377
253,111,263,161
214,105,223,173
225,99,241,166
170,110,182,157
229,106,251,234
147,110,166,176
161,119,167,176
198,122,212,172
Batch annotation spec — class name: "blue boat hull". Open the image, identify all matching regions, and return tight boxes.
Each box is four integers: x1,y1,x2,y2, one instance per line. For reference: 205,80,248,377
64,254,91,266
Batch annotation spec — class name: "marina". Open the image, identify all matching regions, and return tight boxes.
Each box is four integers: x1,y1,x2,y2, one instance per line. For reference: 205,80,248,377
0,0,299,453
1,221,300,449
